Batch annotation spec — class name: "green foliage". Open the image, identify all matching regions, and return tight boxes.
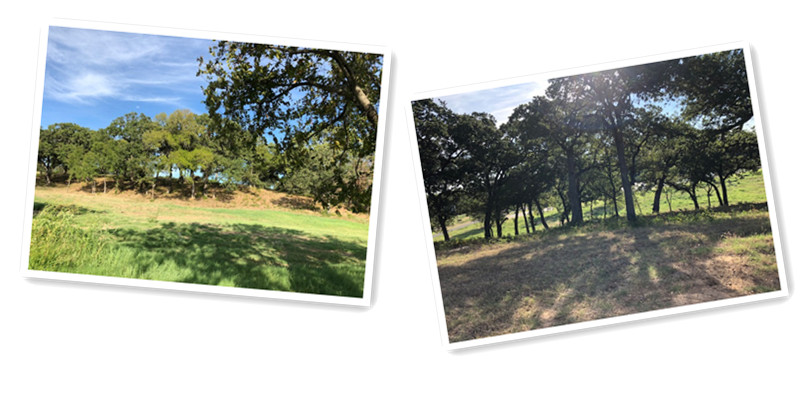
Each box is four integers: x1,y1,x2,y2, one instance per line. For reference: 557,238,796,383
281,141,373,212
197,42,383,210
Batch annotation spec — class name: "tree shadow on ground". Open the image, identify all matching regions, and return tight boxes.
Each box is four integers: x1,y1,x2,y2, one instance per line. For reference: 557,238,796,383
271,196,318,211
437,212,779,342
109,222,366,297
33,201,106,217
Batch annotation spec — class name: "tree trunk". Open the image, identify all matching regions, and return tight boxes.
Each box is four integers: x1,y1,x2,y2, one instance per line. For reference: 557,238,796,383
689,184,699,210
612,129,636,221
527,201,536,232
522,203,530,234
706,180,723,207
566,150,583,225
191,180,196,200
483,207,493,239
666,191,673,212
91,180,96,194
534,198,549,230
495,214,503,238
103,178,107,194
719,175,729,207
652,176,666,214
437,215,450,242
514,205,520,236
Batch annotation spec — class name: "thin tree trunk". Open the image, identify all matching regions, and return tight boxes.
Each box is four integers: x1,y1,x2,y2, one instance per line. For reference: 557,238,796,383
438,215,450,241
719,175,729,207
514,204,520,236
103,178,107,194
527,201,536,232
495,214,503,238
652,176,666,214
690,184,700,210
522,203,530,234
706,180,723,207
666,191,673,212
483,206,493,239
534,198,549,230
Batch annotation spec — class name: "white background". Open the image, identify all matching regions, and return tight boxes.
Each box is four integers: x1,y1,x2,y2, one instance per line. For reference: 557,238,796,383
1,1,797,398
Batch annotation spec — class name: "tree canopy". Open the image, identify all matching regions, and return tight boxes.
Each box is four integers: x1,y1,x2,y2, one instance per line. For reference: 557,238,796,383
413,49,762,240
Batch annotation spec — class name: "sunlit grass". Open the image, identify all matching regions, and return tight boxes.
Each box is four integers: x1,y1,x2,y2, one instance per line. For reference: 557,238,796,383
435,170,769,243
29,187,369,297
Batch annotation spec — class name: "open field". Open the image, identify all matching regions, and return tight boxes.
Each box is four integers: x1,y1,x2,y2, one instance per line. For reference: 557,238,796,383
29,184,369,297
437,204,780,342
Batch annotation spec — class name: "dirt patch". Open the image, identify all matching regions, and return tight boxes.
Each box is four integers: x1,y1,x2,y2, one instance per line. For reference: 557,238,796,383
35,182,368,221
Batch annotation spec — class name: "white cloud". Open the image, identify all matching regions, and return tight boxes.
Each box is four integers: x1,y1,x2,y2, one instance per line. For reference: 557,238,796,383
46,72,120,103
435,80,549,126
43,27,209,105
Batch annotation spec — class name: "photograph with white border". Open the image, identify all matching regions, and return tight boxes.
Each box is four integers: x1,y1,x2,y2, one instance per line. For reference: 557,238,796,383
408,43,787,348
21,19,391,307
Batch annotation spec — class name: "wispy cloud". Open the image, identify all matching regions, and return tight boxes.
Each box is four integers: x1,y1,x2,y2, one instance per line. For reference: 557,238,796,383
43,26,210,105
436,80,549,126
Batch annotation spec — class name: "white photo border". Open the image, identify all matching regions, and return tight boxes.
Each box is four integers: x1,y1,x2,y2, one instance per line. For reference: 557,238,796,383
406,42,788,349
20,18,392,307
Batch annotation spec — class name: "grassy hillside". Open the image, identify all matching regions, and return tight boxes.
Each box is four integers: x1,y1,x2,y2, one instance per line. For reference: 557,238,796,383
29,185,369,297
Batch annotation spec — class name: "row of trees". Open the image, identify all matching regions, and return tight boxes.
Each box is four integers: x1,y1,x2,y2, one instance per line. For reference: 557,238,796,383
414,49,761,240
37,110,372,210
37,41,384,213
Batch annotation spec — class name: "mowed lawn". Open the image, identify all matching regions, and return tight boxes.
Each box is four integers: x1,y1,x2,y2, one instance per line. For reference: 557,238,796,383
29,186,369,297
437,206,781,342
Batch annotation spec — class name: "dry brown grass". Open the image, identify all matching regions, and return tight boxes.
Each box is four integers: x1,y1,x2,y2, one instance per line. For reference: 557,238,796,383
37,181,368,221
437,211,780,343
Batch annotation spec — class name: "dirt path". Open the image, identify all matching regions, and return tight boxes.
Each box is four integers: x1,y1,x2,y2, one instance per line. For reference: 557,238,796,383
432,219,477,238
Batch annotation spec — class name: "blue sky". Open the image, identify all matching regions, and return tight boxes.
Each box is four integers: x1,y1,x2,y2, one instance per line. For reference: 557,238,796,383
41,27,214,130
434,80,548,127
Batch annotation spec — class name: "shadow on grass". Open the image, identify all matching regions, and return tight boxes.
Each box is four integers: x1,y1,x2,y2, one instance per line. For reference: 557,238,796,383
33,201,106,217
437,211,779,342
271,196,318,211
110,222,366,297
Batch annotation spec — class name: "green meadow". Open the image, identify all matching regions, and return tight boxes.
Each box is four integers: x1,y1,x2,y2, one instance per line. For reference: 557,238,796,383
29,186,369,297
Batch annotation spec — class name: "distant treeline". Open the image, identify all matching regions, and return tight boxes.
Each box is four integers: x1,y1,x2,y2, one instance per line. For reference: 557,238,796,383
413,49,761,240
37,110,373,212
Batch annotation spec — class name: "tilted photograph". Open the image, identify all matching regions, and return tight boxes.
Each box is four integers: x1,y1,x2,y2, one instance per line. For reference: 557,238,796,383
410,44,785,346
23,23,389,304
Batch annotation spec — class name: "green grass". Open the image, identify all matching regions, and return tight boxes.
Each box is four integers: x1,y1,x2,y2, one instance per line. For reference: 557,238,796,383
29,187,369,297
435,170,769,243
